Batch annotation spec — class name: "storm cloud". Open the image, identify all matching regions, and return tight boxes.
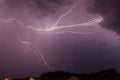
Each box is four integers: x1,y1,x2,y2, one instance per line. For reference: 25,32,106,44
3,0,75,19
1,0,120,79
88,0,120,35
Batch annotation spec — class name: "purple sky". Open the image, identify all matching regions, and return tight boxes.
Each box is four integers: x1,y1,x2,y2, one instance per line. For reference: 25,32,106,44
0,0,120,78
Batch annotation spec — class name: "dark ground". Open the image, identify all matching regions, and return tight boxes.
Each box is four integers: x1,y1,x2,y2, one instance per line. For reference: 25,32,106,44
12,68,120,80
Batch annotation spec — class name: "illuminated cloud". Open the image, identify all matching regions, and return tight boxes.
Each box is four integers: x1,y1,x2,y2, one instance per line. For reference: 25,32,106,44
88,0,120,35
4,0,75,18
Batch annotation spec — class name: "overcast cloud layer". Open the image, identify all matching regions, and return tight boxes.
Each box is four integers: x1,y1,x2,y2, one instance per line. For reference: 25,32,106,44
0,0,120,79
88,0,120,35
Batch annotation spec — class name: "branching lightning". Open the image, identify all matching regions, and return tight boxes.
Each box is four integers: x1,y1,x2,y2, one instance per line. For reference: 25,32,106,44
0,2,103,32
0,1,103,68
30,18,103,31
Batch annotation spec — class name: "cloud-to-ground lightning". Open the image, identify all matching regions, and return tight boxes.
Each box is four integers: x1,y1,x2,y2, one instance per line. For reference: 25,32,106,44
17,36,51,68
0,1,103,68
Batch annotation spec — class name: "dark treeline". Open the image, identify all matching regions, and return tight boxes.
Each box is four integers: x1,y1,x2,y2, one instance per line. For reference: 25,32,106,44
13,68,120,80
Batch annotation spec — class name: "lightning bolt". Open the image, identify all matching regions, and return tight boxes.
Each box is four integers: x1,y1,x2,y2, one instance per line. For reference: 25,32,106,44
25,1,103,32
0,1,103,68
17,36,51,68
0,16,103,33
0,18,26,28
30,18,102,31
0,2,103,32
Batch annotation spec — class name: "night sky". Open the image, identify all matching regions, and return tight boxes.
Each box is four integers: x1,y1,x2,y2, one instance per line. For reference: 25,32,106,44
0,0,120,78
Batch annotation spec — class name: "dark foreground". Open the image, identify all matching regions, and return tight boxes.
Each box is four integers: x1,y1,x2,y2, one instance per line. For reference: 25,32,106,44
10,68,120,80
